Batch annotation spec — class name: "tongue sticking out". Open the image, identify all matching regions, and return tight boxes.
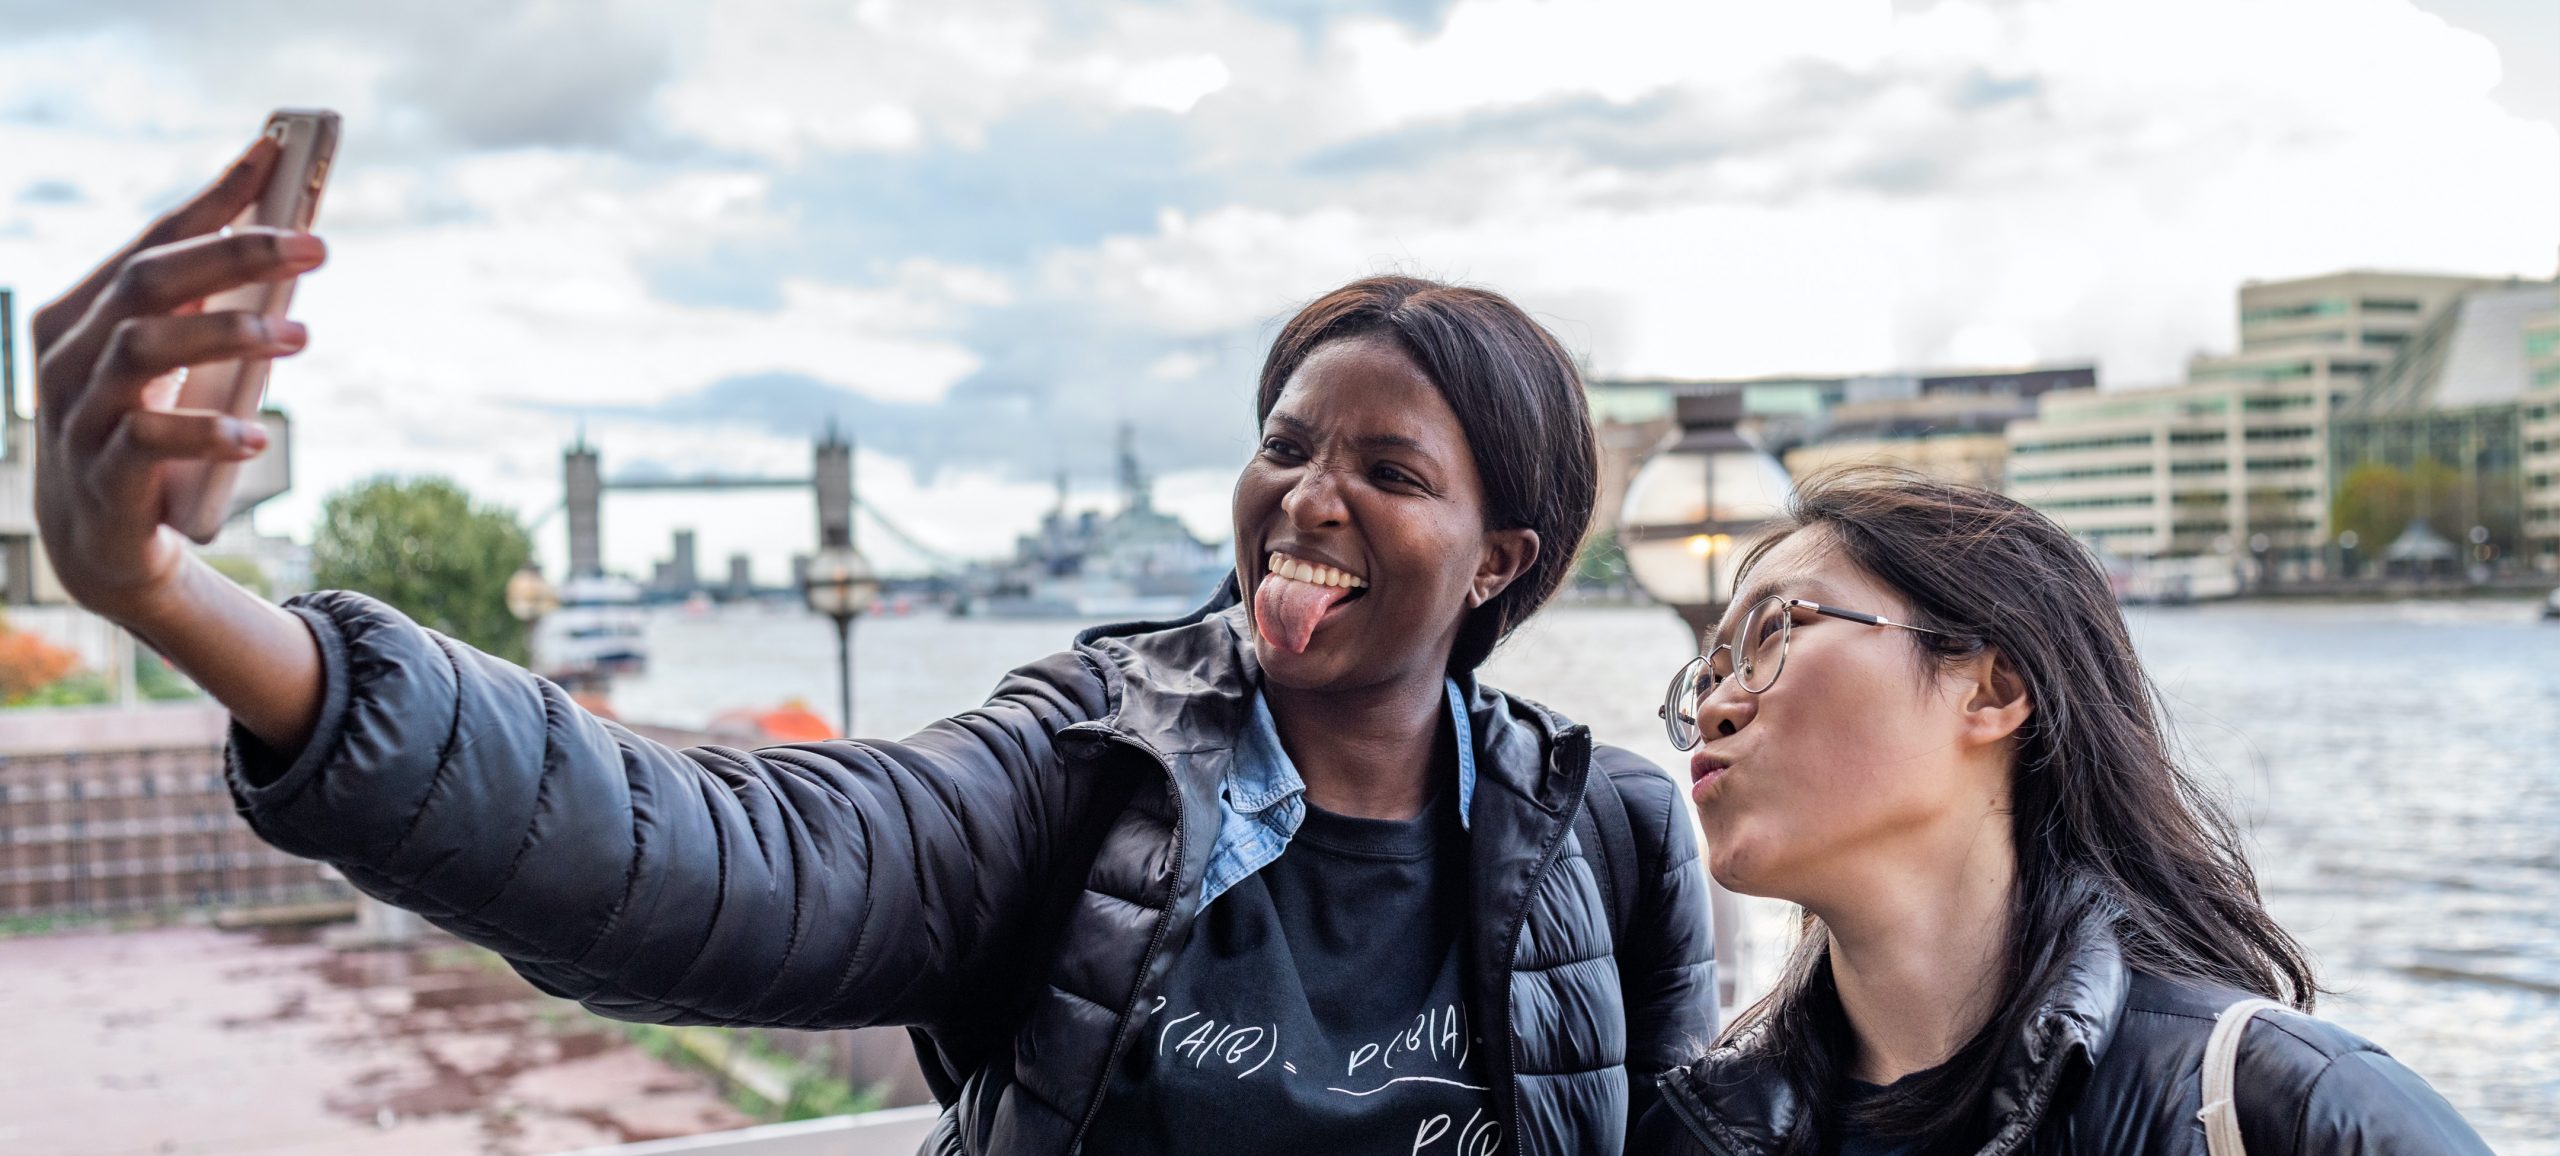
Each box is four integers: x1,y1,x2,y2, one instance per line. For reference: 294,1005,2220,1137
1254,572,1357,655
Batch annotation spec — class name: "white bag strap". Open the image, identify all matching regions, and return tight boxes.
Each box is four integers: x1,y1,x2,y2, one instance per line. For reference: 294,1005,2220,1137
2197,998,2287,1156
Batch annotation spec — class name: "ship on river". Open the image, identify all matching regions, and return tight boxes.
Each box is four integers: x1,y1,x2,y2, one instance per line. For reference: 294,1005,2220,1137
531,574,650,683
951,426,1231,621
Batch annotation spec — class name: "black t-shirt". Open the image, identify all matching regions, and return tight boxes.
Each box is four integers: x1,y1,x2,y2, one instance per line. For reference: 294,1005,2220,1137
1082,791,1503,1155
1832,1079,1922,1156
1831,1071,1962,1156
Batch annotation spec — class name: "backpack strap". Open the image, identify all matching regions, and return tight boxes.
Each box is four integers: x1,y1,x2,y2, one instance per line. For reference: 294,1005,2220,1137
2197,998,2285,1156
1572,756,1646,957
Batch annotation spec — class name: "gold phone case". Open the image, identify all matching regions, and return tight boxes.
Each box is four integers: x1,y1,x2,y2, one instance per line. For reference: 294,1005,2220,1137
162,109,338,544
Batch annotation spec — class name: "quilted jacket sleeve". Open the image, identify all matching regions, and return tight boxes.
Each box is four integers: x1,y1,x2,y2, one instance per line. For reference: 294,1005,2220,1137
225,590,1115,1030
1598,748,1720,1129
2248,1024,2497,1155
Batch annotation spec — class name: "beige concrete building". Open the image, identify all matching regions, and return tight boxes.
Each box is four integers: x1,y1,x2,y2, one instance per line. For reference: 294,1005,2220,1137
2006,376,2338,564
2525,307,2560,571
2008,271,2540,572
2209,270,2502,388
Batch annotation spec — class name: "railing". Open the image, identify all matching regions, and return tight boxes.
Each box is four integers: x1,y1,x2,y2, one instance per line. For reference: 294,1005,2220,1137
557,1105,941,1155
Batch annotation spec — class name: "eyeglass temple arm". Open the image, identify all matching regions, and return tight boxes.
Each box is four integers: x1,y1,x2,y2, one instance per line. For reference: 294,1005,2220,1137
1800,600,1947,636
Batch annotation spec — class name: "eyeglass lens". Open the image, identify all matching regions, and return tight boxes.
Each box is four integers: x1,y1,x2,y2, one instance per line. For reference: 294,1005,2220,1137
1737,596,1789,693
1661,657,1703,750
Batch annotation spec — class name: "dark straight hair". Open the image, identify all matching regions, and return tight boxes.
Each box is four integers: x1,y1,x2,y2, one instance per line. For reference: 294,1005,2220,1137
1256,276,1598,673
1723,466,2319,1154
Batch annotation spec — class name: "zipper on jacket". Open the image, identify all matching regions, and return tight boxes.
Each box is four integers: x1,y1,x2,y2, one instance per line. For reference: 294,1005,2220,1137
1657,1068,1744,1156
1065,731,1186,1154
1502,726,1596,1154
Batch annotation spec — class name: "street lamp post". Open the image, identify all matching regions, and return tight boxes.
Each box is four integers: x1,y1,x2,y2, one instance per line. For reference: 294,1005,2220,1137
505,565,559,673
803,544,880,737
1611,395,1790,1018
1617,393,1794,641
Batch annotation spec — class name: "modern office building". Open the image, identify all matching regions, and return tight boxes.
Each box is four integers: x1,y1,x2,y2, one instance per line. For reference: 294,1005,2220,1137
2330,281,2558,568
2005,376,2338,565
2204,270,2501,390
2329,402,2524,562
2513,307,2560,570
2009,271,2554,575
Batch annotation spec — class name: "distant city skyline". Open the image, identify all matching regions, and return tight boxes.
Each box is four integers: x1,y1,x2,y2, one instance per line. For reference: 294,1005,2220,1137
1,0,2552,579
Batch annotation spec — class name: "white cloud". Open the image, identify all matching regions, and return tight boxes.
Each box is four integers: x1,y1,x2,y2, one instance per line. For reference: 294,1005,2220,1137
1038,205,1383,335
4,0,2554,585
1110,53,1234,114
1334,0,1894,127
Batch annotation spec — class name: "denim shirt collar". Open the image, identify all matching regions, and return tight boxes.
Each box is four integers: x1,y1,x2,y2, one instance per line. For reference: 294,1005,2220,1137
1200,678,1477,908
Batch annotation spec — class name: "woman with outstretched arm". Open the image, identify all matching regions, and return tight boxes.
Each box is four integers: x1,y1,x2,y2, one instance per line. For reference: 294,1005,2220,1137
33,136,1716,1156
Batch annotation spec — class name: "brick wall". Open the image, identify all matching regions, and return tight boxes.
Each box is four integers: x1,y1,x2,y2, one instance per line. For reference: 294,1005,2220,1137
0,741,342,917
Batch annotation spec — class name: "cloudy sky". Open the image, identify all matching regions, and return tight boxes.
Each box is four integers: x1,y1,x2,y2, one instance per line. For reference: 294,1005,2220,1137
2,0,2554,579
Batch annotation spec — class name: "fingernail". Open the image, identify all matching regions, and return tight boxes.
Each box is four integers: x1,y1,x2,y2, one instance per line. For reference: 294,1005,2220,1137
267,319,308,349
277,233,326,268
231,420,268,451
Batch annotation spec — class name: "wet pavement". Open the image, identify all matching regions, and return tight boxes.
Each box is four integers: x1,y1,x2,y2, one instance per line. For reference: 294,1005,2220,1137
0,923,752,1155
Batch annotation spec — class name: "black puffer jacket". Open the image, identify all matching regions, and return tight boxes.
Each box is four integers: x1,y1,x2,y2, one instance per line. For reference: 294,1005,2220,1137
1633,905,2491,1155
226,585,1718,1155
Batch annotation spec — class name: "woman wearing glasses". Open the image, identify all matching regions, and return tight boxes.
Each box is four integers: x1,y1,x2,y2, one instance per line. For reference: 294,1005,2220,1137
1632,471,2489,1155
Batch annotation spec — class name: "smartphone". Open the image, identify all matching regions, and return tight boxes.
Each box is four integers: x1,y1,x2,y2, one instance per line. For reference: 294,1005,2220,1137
161,109,339,544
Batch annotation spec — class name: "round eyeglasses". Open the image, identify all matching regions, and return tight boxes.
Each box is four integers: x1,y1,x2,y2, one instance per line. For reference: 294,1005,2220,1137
1658,594,1956,751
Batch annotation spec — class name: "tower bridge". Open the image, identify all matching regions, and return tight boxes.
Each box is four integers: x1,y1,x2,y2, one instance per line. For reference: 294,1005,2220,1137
557,424,962,589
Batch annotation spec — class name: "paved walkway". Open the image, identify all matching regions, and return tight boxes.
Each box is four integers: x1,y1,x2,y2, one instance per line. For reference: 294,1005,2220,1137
0,924,752,1154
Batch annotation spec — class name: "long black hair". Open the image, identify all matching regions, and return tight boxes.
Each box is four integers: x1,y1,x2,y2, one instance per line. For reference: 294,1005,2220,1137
1256,276,1597,672
1722,466,2319,1153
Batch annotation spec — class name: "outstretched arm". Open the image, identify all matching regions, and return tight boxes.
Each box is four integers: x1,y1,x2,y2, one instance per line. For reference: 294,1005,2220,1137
233,591,1118,1028
30,136,1126,1029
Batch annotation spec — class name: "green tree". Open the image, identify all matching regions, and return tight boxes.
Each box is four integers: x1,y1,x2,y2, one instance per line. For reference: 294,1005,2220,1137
2331,462,2411,554
312,477,534,663
2332,459,2475,553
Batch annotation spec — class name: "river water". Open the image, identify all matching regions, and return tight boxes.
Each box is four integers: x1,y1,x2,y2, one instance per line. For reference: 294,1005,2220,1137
611,597,2560,1152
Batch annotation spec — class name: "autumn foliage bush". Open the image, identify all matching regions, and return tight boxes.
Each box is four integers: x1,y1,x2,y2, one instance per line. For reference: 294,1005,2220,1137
0,621,81,703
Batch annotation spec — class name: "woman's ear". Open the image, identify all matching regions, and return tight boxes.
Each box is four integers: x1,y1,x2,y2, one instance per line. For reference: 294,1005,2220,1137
1958,647,2032,749
1468,528,1540,609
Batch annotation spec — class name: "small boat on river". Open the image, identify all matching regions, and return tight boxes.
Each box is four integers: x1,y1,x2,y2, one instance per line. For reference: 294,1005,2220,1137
535,575,650,682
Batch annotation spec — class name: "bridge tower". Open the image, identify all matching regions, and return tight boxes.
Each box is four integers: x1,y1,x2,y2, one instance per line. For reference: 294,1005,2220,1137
564,433,603,577
815,422,854,551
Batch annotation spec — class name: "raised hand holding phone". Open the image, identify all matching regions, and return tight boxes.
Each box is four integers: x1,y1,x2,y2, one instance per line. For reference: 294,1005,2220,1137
30,119,335,754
